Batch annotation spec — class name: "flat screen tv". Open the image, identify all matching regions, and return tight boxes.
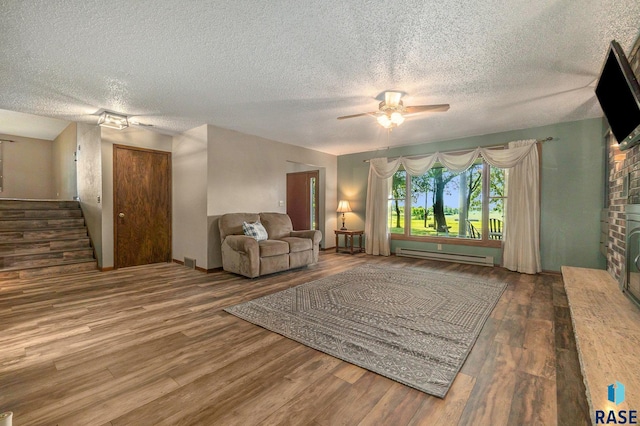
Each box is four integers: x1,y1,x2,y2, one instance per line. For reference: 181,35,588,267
595,40,640,150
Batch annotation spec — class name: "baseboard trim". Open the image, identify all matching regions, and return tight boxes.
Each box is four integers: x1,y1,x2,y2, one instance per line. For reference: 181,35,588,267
100,266,114,272
173,259,221,274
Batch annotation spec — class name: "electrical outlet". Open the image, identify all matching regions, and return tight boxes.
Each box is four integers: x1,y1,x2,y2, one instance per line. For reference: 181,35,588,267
437,244,442,251
279,200,284,207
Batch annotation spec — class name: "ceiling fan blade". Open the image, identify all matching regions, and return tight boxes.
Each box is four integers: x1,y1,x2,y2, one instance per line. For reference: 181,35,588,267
337,112,377,120
404,104,450,113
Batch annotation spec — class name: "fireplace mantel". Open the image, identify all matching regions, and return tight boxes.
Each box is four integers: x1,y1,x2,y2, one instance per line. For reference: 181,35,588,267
562,266,640,424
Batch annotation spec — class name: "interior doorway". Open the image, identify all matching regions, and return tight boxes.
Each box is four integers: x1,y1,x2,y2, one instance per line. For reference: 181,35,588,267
113,144,172,268
287,170,319,231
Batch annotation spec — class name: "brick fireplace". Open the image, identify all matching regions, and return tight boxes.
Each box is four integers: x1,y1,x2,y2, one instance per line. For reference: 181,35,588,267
607,36,640,283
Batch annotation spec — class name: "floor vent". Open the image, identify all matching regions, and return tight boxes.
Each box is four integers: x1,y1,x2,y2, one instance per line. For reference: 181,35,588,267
396,247,494,267
184,257,197,269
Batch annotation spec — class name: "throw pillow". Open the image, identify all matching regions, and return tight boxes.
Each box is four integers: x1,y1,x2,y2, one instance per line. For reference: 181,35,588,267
242,221,269,241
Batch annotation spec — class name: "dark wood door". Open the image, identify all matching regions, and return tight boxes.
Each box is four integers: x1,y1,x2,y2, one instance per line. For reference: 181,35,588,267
287,171,319,230
114,145,171,268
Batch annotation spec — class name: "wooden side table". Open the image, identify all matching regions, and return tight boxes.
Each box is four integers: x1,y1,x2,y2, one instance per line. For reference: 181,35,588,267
334,230,364,254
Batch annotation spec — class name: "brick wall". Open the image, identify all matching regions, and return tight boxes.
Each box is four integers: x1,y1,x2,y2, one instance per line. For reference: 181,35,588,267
607,37,640,282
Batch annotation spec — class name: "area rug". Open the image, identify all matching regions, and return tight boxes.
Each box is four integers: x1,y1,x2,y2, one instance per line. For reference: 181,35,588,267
224,263,506,397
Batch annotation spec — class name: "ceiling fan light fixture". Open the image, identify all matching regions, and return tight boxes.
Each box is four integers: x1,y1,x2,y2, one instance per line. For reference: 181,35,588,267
377,114,392,128
98,111,129,130
390,112,405,125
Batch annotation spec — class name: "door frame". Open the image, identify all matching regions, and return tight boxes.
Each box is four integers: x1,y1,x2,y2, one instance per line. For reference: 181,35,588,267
113,144,172,269
286,170,320,230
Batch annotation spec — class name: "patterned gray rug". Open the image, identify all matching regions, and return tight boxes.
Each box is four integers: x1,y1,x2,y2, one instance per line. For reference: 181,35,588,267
224,263,506,398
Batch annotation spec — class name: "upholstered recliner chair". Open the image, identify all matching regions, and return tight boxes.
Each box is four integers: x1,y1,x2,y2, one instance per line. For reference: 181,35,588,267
218,212,322,278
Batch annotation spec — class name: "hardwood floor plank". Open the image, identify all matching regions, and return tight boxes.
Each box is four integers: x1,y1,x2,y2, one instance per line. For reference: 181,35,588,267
457,343,523,425
332,362,367,384
489,290,512,320
257,373,350,426
0,253,590,425
529,277,556,321
494,311,527,348
110,338,304,425
459,317,500,377
313,371,395,426
507,371,557,425
0,365,114,414
157,344,314,425
54,376,180,426
520,318,556,379
407,373,476,426
358,382,424,426
554,305,577,355
17,371,180,425
556,348,591,426
196,350,344,425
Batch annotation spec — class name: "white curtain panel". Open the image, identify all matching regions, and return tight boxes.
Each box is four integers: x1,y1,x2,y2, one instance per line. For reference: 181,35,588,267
502,140,541,274
365,157,400,255
365,141,540,271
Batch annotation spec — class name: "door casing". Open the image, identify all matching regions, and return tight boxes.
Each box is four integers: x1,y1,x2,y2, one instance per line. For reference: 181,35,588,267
286,170,319,231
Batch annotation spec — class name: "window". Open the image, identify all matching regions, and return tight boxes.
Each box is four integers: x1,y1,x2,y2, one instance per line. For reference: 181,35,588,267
388,170,407,234
389,161,505,243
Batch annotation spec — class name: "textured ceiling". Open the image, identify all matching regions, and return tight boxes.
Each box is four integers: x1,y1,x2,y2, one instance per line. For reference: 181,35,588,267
1,1,639,155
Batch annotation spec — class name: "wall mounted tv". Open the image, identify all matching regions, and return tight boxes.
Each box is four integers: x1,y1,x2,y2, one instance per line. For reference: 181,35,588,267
595,40,640,150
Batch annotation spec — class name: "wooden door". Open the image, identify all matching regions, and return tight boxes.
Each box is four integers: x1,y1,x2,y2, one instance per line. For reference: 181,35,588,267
287,171,319,230
114,145,171,268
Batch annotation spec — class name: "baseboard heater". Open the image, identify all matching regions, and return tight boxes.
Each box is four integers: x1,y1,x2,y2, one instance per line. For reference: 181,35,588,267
396,247,494,267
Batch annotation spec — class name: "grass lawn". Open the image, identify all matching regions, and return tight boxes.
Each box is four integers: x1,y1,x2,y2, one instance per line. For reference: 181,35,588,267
389,212,503,238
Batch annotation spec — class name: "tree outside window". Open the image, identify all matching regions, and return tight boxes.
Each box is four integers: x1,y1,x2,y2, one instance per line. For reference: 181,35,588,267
388,170,406,234
389,161,505,241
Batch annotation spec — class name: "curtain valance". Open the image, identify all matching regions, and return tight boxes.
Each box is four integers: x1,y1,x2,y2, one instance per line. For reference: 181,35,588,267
369,140,537,178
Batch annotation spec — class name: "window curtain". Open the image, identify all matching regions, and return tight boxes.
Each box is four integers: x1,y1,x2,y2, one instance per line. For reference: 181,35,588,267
365,141,540,272
365,157,400,255
502,140,541,274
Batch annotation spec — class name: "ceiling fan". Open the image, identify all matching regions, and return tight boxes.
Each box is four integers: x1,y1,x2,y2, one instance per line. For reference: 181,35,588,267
337,91,449,129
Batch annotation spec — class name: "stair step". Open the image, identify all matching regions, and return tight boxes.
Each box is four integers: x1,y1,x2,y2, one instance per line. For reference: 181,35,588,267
0,228,88,242
0,200,97,278
0,259,97,280
0,238,91,256
0,200,80,210
0,209,83,219
0,248,94,270
0,218,86,230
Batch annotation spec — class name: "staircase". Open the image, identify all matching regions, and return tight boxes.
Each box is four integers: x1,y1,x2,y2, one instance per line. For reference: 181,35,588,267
0,200,97,279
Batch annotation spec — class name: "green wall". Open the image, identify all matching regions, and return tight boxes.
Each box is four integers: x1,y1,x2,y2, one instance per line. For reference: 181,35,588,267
337,118,607,272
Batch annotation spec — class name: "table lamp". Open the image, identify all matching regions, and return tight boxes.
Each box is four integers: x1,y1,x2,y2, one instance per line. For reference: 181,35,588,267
337,200,352,230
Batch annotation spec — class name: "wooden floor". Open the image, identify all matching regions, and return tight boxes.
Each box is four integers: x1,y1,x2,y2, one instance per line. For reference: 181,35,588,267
0,252,590,425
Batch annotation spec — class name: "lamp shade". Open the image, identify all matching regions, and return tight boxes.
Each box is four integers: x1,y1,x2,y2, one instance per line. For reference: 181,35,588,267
337,200,352,213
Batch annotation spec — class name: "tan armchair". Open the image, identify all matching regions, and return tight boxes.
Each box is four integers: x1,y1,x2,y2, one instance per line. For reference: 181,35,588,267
219,212,321,278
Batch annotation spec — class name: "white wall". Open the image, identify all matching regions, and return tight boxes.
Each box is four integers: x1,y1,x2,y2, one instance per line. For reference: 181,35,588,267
172,125,208,269
0,133,54,199
100,126,173,269
52,123,78,200
206,124,338,268
76,123,103,267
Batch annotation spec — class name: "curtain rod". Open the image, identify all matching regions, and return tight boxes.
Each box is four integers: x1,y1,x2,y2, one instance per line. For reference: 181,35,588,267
362,137,553,162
